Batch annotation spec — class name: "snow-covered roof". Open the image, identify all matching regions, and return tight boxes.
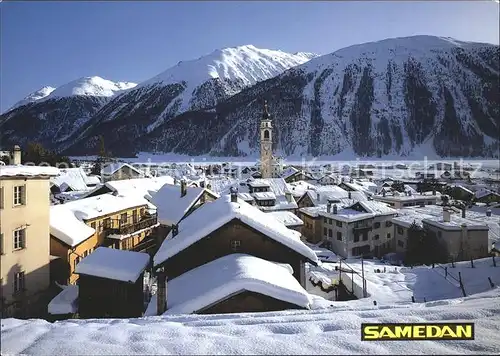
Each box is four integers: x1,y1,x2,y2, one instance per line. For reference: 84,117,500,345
51,168,94,191
48,285,79,315
221,178,297,211
422,214,489,231
266,211,304,227
75,247,150,283
253,191,276,200
153,195,318,267
149,184,209,225
303,185,367,206
288,180,318,197
0,165,60,177
319,200,396,223
147,254,311,315
101,162,143,176
373,192,440,202
105,176,175,199
50,194,150,247
475,188,500,199
280,166,299,179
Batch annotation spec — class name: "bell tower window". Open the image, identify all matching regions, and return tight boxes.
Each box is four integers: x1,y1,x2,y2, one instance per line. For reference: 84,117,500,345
264,130,270,140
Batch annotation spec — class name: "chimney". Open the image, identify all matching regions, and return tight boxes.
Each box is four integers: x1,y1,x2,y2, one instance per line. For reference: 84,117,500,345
348,191,351,199
461,206,466,219
432,188,436,196
12,145,21,165
180,180,187,197
171,224,178,237
443,208,451,222
230,186,238,202
285,192,292,203
156,269,167,315
383,190,386,197
486,209,492,217
327,201,331,213
333,204,338,214
316,192,320,201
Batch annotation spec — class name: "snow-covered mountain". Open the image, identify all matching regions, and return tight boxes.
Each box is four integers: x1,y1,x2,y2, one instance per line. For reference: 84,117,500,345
63,36,499,158
0,77,137,149
56,46,318,153
3,36,498,158
8,86,56,112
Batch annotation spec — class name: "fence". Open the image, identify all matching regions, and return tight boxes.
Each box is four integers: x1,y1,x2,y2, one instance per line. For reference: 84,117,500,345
410,255,497,303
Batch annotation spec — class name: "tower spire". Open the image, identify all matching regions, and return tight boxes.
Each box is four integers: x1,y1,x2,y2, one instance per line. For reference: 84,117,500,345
262,100,271,121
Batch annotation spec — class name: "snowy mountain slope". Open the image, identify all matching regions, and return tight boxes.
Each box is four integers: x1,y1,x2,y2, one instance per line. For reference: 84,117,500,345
0,77,137,150
60,46,318,155
125,35,497,159
8,86,55,112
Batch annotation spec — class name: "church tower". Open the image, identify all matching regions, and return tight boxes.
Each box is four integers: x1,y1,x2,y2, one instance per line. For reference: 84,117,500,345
260,100,273,179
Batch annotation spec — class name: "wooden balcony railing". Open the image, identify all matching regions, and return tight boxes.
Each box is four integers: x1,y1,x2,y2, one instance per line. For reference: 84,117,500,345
105,213,158,236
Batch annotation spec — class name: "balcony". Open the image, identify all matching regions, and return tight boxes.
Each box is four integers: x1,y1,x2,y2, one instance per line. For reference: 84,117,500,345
352,224,372,232
105,213,158,236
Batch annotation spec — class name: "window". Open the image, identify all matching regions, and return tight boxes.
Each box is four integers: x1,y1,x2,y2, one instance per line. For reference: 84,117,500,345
90,222,96,229
328,218,333,225
374,222,381,229
230,239,241,251
13,185,26,206
83,250,88,258
362,234,368,241
397,227,404,235
385,221,392,228
337,231,342,241
336,221,342,227
387,233,391,239
323,227,327,236
397,240,404,248
13,229,26,250
0,187,4,209
103,218,111,229
140,208,145,216
14,271,25,293
121,212,128,224
328,229,332,238
354,235,360,243
323,217,327,223
373,234,380,240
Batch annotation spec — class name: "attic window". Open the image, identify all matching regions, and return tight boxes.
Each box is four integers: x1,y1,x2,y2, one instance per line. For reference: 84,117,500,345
230,239,241,251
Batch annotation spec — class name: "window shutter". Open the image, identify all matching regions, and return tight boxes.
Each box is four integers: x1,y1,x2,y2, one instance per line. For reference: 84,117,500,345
0,187,4,209
0,233,3,254
22,184,27,205
23,228,27,249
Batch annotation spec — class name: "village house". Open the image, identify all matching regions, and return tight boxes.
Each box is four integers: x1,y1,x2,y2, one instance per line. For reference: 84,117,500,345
150,180,218,238
0,154,60,317
147,254,312,316
266,211,304,232
392,206,490,262
288,180,318,200
372,191,439,209
50,168,100,195
80,175,175,199
152,192,318,289
296,185,367,209
318,201,398,258
75,247,150,318
474,189,500,204
49,194,158,285
101,162,145,183
281,167,316,183
221,178,298,212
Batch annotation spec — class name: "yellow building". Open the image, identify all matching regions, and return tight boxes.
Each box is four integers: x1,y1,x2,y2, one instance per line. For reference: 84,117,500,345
49,194,159,285
0,163,60,317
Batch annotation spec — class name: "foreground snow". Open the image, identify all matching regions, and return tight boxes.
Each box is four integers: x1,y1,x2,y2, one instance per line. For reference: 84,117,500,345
2,288,499,355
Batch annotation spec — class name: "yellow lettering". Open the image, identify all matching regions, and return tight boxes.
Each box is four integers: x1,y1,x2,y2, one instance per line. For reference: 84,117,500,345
412,325,426,338
426,325,442,338
379,326,396,339
394,326,412,338
441,326,457,338
363,326,380,340
455,325,472,339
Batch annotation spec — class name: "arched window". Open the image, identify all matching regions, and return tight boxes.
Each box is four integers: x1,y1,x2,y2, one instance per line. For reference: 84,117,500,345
263,130,270,139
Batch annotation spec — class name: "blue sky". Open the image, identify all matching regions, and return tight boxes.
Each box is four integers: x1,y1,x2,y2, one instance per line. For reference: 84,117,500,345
1,1,499,112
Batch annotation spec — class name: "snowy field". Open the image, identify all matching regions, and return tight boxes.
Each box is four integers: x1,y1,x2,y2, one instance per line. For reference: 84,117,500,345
2,288,500,355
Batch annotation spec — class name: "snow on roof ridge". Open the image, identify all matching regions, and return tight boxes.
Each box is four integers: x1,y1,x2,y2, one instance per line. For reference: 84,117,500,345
153,195,317,267
151,253,311,315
